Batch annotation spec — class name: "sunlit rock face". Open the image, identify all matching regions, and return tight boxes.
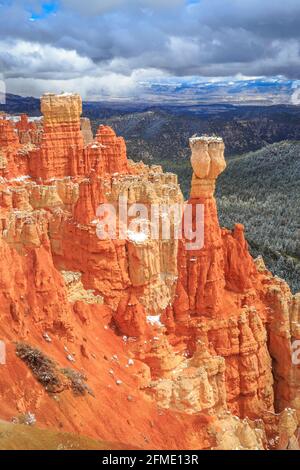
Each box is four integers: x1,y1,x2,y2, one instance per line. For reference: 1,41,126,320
167,133,299,434
0,96,299,450
80,118,93,146
190,136,226,198
29,93,85,179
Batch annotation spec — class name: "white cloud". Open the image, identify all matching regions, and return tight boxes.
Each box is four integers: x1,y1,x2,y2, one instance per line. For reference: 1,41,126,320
291,88,300,104
1,0,300,97
5,64,168,99
0,40,94,78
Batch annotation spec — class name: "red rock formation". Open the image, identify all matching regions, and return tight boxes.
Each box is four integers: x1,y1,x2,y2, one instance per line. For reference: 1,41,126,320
170,136,298,424
26,95,128,180
175,137,228,318
97,125,128,174
222,223,255,292
29,93,85,179
86,125,128,176
80,117,93,145
0,95,299,450
73,179,97,225
114,292,149,337
0,116,21,177
15,114,41,145
0,116,20,149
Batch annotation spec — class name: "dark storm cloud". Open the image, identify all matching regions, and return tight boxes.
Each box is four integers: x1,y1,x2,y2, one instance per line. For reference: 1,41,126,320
0,0,300,96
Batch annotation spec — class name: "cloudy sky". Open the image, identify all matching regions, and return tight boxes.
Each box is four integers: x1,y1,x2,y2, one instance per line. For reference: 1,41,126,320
0,0,300,99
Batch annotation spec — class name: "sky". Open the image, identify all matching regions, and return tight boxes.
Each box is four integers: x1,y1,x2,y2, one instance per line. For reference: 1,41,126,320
0,0,300,99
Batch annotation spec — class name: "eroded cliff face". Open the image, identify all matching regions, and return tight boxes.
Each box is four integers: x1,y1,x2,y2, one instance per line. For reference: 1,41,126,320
0,94,299,450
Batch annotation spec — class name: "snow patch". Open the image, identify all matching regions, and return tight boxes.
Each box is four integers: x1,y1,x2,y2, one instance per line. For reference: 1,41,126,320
189,135,223,144
9,175,31,182
147,315,164,327
127,229,148,243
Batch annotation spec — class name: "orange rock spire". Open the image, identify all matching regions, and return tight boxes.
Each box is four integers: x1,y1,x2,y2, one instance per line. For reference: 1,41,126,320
0,116,21,177
175,136,229,317
171,135,277,419
29,93,85,178
15,114,40,145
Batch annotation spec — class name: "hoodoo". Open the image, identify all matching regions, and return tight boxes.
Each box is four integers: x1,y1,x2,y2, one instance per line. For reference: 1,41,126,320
0,94,299,450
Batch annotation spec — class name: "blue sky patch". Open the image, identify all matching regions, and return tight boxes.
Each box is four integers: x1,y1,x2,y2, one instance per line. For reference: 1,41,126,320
30,1,58,21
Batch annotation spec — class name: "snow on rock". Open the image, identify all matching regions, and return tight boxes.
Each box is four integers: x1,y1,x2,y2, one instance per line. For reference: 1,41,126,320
127,229,148,244
189,135,223,144
147,315,164,327
9,175,31,182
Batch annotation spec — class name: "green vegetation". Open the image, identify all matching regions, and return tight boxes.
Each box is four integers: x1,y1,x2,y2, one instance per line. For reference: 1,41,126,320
217,141,300,293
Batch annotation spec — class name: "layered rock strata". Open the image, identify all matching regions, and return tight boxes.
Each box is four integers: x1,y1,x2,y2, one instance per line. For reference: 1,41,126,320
0,94,299,450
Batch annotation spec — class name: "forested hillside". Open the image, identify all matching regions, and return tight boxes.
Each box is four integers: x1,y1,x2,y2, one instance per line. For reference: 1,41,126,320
216,141,300,293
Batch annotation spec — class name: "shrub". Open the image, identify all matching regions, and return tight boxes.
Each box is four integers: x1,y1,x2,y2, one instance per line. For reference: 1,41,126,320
61,368,94,397
16,343,94,397
12,412,36,426
16,343,62,393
